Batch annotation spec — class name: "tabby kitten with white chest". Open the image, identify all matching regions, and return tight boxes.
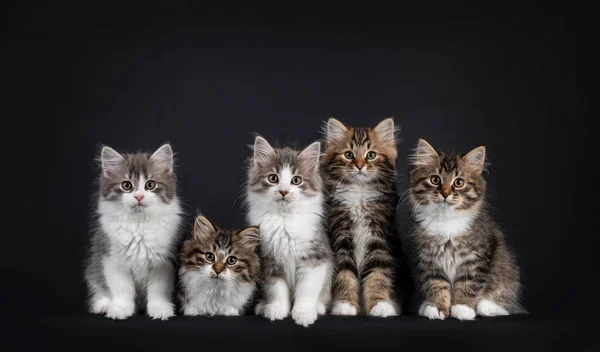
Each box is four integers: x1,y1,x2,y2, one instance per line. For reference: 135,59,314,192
321,117,405,317
409,139,525,320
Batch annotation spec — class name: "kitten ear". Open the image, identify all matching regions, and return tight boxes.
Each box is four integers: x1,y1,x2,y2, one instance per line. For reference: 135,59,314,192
236,227,260,251
462,146,486,174
193,216,215,242
373,117,396,145
150,144,174,175
325,117,348,143
411,138,439,166
100,146,125,178
253,136,275,166
298,141,321,172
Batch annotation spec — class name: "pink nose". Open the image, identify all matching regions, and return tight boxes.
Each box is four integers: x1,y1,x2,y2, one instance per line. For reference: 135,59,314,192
134,194,144,202
279,190,289,197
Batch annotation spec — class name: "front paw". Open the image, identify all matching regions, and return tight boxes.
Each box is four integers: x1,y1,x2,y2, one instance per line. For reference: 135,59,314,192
262,302,290,321
106,300,135,320
330,300,358,316
369,301,397,317
183,304,204,316
291,305,318,327
450,304,476,321
90,296,111,315
223,306,240,316
418,304,446,320
147,300,175,320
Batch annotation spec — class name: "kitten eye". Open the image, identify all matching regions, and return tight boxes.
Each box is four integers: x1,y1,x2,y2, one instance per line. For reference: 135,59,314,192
205,253,215,262
267,174,279,184
366,151,377,160
226,256,237,265
453,178,465,188
430,176,441,185
121,181,132,191
145,180,156,190
291,176,302,185
344,151,355,159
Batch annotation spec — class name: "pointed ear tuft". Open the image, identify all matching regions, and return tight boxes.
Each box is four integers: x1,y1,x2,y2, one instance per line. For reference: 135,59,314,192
100,146,125,178
373,117,396,145
236,227,260,251
324,117,348,143
410,138,439,166
252,136,275,166
193,216,215,242
298,141,321,172
149,144,174,175
462,146,486,174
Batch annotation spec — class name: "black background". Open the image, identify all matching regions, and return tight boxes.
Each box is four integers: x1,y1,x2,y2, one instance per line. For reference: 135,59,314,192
9,1,595,350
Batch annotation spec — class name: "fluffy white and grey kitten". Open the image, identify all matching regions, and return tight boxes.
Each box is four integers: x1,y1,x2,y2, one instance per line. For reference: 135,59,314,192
178,216,261,316
244,136,334,327
83,144,183,320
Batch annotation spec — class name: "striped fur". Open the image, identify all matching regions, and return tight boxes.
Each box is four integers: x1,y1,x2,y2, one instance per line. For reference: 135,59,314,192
177,216,260,316
409,139,525,320
321,117,406,316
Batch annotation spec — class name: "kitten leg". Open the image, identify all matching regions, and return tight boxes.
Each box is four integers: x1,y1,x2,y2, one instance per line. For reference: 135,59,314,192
418,277,451,320
261,277,290,321
363,267,398,317
331,269,360,315
87,279,111,315
146,261,176,320
292,263,330,327
451,267,489,320
103,256,136,320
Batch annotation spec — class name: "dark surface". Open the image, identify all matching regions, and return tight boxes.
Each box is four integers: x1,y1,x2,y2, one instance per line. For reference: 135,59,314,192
8,1,595,350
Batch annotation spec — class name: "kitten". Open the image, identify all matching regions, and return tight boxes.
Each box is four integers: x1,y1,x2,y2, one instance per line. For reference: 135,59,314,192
321,117,405,317
408,139,525,320
244,136,334,327
83,144,183,320
178,216,261,316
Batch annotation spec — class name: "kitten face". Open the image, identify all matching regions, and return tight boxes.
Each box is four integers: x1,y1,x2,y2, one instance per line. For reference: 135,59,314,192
246,137,322,206
409,139,487,212
322,117,398,184
98,144,177,212
181,216,260,284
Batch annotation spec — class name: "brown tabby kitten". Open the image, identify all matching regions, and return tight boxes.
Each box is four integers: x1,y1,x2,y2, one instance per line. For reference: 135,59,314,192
178,216,261,316
321,117,407,317
409,139,524,320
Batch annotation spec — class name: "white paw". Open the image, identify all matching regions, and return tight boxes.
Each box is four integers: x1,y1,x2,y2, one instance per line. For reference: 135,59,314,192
106,300,135,320
476,299,509,317
223,306,240,316
291,305,318,327
418,304,445,320
369,301,398,317
262,303,289,321
147,300,175,320
450,304,476,321
317,302,326,315
254,301,265,315
330,301,358,316
90,296,111,314
183,304,202,316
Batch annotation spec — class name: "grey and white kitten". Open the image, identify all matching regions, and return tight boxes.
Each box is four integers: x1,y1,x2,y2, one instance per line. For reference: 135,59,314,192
83,144,183,320
244,136,334,327
178,216,261,316
409,139,525,320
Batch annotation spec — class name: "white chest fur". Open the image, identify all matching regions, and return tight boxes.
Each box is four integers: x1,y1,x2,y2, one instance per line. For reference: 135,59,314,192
98,199,181,280
335,184,381,273
415,203,476,241
246,193,323,284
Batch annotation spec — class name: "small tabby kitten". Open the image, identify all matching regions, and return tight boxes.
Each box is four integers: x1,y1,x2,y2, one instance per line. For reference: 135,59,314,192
245,136,334,327
83,144,183,320
409,139,524,320
321,117,404,317
178,216,261,316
